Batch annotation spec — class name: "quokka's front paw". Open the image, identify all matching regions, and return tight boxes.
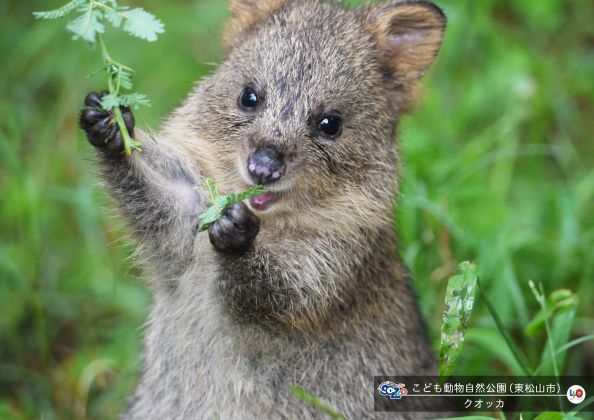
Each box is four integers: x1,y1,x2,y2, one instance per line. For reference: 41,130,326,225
208,202,260,254
79,91,135,157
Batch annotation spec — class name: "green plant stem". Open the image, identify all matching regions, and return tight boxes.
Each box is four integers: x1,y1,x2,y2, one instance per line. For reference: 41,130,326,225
477,277,533,376
529,281,564,412
98,34,140,156
93,1,132,22
538,284,560,379
113,106,137,156
542,306,563,413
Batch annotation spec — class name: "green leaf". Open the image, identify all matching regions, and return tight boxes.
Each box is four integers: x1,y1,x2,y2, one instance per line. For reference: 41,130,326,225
99,93,121,110
439,261,479,378
205,177,220,201
236,186,267,201
533,412,584,420
525,305,555,336
33,0,85,20
120,93,150,108
101,93,150,110
525,289,578,336
534,412,564,420
288,385,345,420
105,64,134,91
197,178,267,232
118,69,134,90
67,6,105,43
120,8,165,42
105,9,123,28
197,206,223,230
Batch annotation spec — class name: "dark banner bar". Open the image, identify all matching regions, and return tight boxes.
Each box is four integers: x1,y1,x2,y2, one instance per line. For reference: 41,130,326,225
373,376,593,413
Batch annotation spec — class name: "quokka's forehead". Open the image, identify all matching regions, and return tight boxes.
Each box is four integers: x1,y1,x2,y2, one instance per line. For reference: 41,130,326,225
232,3,378,90
264,3,372,59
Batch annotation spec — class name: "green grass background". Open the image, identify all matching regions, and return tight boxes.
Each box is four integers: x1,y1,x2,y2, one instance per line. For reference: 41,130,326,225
1,0,593,418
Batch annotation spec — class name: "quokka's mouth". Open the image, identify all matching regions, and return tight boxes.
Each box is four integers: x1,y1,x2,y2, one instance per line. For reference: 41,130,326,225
249,191,279,211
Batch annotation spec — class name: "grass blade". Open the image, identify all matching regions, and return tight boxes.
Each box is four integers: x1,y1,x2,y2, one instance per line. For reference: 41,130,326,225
554,334,594,356
477,277,533,376
533,413,564,420
288,385,345,419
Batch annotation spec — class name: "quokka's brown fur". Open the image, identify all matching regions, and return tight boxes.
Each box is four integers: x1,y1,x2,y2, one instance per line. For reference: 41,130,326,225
82,0,446,417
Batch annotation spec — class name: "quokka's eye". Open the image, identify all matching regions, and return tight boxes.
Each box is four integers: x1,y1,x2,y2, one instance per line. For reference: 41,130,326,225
238,87,259,110
317,113,342,139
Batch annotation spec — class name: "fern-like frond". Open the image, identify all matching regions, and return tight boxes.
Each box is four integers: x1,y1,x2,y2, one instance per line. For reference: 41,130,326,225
33,0,85,20
105,9,123,28
120,8,164,42
99,93,121,110
100,92,150,110
117,68,134,90
67,6,105,43
118,93,151,108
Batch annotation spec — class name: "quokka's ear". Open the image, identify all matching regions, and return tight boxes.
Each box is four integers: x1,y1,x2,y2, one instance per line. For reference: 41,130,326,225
362,1,446,109
223,0,296,51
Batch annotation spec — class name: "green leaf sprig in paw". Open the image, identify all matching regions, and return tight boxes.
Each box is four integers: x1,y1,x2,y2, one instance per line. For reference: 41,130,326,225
197,178,268,232
33,0,164,156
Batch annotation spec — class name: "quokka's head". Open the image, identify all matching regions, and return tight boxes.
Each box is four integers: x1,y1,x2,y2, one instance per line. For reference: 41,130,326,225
190,0,445,220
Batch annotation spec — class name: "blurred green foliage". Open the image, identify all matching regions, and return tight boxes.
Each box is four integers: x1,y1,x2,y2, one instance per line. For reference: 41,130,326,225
1,0,593,418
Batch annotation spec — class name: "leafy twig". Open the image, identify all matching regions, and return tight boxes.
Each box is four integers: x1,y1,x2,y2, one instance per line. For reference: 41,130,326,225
33,0,164,156
97,34,141,155
197,178,267,232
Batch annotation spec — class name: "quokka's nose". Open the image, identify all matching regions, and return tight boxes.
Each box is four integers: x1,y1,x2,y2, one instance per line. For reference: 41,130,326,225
247,146,285,185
